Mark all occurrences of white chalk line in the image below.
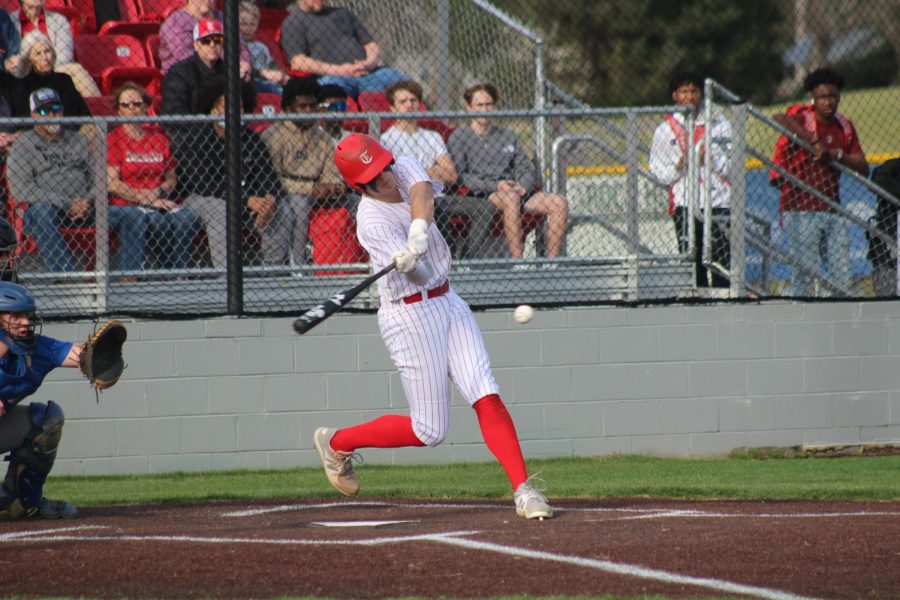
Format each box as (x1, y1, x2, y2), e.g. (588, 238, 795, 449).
(435, 535, 820, 600)
(1, 526, 820, 600)
(0, 525, 107, 541)
(222, 500, 900, 521)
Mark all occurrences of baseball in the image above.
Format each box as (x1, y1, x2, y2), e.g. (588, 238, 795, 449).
(513, 304, 534, 324)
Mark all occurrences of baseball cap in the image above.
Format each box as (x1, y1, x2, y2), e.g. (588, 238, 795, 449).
(193, 18, 223, 42)
(29, 87, 61, 112)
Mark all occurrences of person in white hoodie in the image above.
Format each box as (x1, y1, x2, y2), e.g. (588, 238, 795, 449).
(649, 71, 732, 288)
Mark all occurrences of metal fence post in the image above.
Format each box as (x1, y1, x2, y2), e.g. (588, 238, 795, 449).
(729, 103, 747, 297)
(625, 111, 639, 255)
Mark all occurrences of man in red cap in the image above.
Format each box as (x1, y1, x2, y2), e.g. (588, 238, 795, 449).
(159, 0, 251, 76)
(311, 133, 554, 521)
(162, 18, 228, 118)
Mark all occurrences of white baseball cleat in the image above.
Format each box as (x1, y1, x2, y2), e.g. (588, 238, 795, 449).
(313, 427, 360, 496)
(514, 479, 553, 520)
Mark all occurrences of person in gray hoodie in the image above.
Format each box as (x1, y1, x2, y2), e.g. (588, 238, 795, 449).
(7, 88, 147, 273)
(447, 82, 568, 261)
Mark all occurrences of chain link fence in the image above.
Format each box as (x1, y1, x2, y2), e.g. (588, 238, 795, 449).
(0, 0, 897, 318)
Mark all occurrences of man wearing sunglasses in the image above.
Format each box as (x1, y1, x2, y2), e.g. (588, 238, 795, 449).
(316, 83, 351, 145)
(7, 88, 146, 274)
(162, 18, 229, 136)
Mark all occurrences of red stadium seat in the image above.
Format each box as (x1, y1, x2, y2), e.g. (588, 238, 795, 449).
(44, 0, 85, 35)
(309, 207, 368, 275)
(65, 0, 99, 33)
(255, 33, 288, 72)
(257, 7, 288, 40)
(145, 33, 161, 69)
(73, 34, 161, 95)
(85, 95, 116, 117)
(249, 92, 281, 132)
(117, 0, 142, 21)
(99, 19, 160, 42)
(341, 96, 369, 134)
(136, 0, 184, 22)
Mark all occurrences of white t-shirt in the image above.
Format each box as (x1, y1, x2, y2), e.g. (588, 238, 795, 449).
(380, 127, 448, 172)
(356, 156, 451, 303)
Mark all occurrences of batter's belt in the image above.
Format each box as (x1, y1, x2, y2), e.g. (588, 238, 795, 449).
(402, 280, 449, 304)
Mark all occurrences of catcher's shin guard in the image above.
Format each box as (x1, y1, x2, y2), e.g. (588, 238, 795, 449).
(2, 401, 64, 516)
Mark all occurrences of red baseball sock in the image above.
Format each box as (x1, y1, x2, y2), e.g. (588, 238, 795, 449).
(330, 415, 426, 452)
(473, 394, 528, 490)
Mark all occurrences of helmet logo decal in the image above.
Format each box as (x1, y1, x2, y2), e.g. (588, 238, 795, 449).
(359, 150, 373, 164)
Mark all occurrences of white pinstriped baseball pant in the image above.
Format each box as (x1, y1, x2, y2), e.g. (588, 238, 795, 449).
(378, 289, 499, 446)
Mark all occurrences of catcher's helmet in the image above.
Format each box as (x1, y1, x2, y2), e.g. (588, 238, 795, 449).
(334, 133, 394, 192)
(0, 217, 19, 282)
(0, 281, 39, 352)
(0, 282, 34, 313)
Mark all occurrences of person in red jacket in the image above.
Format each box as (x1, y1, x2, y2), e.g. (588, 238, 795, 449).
(771, 68, 868, 297)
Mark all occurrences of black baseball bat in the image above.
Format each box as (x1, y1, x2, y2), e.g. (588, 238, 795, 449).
(292, 263, 396, 334)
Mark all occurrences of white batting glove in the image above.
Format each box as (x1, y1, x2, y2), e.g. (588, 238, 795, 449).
(392, 249, 418, 273)
(406, 218, 429, 257)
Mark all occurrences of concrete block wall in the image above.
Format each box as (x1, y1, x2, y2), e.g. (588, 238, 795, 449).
(35, 301, 900, 476)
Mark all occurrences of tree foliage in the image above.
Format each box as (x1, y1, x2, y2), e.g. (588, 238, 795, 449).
(493, 0, 790, 106)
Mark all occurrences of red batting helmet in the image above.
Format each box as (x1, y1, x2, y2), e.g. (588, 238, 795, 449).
(334, 133, 394, 192)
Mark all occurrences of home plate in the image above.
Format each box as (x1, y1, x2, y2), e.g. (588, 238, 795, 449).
(311, 520, 419, 528)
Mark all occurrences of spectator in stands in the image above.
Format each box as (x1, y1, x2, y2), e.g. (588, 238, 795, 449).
(867, 158, 900, 297)
(316, 83, 350, 144)
(0, 73, 20, 162)
(0, 9, 23, 74)
(239, 0, 288, 95)
(380, 80, 484, 259)
(162, 18, 227, 117)
(261, 76, 344, 266)
(7, 88, 145, 273)
(448, 82, 568, 261)
(107, 82, 199, 272)
(8, 31, 91, 122)
(161, 18, 230, 116)
(173, 78, 290, 269)
(159, 0, 251, 77)
(771, 68, 868, 297)
(280, 0, 407, 98)
(649, 71, 732, 288)
(9, 0, 100, 97)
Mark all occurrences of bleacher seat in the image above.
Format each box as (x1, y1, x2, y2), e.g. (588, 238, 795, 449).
(338, 96, 368, 134)
(145, 33, 161, 68)
(257, 7, 288, 41)
(85, 95, 115, 117)
(65, 0, 99, 34)
(250, 92, 281, 132)
(136, 0, 184, 22)
(309, 207, 368, 275)
(99, 19, 160, 42)
(73, 34, 161, 95)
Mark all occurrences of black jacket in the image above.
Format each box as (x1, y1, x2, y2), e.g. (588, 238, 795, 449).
(173, 125, 282, 204)
(6, 70, 90, 121)
(161, 53, 224, 116)
(868, 158, 900, 268)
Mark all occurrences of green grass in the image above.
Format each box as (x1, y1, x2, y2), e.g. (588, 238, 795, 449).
(749, 84, 900, 159)
(44, 454, 900, 508)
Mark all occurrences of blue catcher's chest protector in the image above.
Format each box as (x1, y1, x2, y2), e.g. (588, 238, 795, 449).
(0, 336, 72, 406)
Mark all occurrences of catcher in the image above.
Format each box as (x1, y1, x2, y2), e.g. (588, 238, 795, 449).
(0, 281, 126, 519)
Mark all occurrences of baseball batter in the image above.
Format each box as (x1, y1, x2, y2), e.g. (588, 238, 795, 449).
(314, 133, 552, 519)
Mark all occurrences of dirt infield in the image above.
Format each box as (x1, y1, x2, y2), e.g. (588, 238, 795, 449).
(1, 497, 898, 599)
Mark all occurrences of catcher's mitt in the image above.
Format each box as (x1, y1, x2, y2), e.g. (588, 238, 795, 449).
(80, 320, 127, 389)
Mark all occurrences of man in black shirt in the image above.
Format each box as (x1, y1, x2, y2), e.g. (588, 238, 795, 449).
(174, 79, 290, 269)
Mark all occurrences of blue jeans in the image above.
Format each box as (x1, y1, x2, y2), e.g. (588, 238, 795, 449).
(145, 207, 199, 269)
(783, 211, 851, 296)
(23, 203, 147, 272)
(319, 67, 408, 98)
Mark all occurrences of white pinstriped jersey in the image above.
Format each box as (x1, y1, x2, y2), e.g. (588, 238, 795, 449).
(356, 156, 453, 303)
(356, 155, 499, 446)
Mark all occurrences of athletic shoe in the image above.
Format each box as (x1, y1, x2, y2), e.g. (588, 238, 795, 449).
(514, 479, 553, 519)
(313, 427, 360, 496)
(38, 497, 78, 519)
